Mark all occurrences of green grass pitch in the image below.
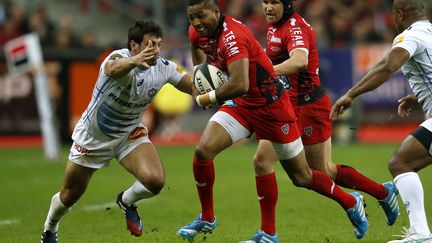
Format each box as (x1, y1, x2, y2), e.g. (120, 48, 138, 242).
(1, 142, 431, 242)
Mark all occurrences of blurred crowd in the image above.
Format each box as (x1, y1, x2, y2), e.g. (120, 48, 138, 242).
(224, 0, 432, 47)
(0, 0, 431, 50)
(0, 1, 97, 49)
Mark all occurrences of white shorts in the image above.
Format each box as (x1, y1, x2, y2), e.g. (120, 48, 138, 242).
(209, 111, 251, 143)
(416, 119, 432, 155)
(68, 124, 151, 169)
(210, 111, 303, 160)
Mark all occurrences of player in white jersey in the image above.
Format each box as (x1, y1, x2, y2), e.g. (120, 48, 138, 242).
(40, 20, 193, 243)
(330, 0, 432, 242)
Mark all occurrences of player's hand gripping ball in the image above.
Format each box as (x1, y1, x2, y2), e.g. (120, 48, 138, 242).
(193, 63, 228, 94)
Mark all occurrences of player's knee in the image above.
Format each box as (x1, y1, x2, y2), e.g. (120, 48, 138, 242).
(60, 187, 84, 206)
(194, 142, 215, 160)
(388, 155, 408, 177)
(141, 175, 165, 195)
(253, 153, 276, 174)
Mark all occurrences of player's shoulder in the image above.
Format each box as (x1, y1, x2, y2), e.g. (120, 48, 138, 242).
(400, 21, 431, 37)
(154, 57, 182, 74)
(156, 57, 174, 67)
(223, 15, 247, 31)
(284, 13, 311, 29)
(108, 48, 131, 59)
(392, 22, 427, 46)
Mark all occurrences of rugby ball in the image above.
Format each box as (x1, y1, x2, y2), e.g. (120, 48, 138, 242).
(193, 63, 228, 94)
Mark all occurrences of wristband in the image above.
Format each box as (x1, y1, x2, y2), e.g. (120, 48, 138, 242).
(208, 90, 217, 104)
(195, 95, 202, 107)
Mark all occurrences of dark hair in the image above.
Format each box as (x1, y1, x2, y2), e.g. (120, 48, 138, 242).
(127, 20, 163, 50)
(187, 0, 218, 8)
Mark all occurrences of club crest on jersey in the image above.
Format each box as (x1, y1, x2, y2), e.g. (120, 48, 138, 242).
(304, 126, 313, 136)
(281, 124, 289, 135)
(148, 88, 157, 98)
(128, 127, 148, 140)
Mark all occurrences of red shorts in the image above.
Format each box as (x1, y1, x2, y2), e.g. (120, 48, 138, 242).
(219, 94, 300, 144)
(294, 94, 333, 145)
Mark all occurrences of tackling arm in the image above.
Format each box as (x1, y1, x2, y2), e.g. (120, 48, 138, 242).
(346, 47, 410, 98)
(330, 47, 410, 119)
(175, 74, 194, 95)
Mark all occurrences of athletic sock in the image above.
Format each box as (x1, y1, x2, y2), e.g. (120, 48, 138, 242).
(193, 156, 215, 222)
(44, 192, 71, 233)
(256, 172, 278, 235)
(395, 172, 431, 236)
(122, 181, 154, 206)
(335, 164, 387, 200)
(309, 169, 356, 210)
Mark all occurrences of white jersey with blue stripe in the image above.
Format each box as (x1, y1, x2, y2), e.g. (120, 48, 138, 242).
(392, 20, 432, 117)
(77, 48, 187, 140)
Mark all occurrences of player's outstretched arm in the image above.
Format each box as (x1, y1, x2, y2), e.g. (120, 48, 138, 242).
(175, 74, 194, 95)
(330, 47, 410, 120)
(105, 40, 155, 79)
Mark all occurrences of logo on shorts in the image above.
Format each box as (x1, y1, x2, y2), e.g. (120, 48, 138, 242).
(281, 124, 289, 135)
(73, 143, 90, 154)
(304, 126, 313, 136)
(128, 127, 148, 140)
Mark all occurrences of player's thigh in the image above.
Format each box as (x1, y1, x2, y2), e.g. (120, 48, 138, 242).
(392, 120, 432, 173)
(296, 96, 332, 145)
(61, 160, 97, 204)
(120, 142, 164, 181)
(278, 148, 313, 186)
(304, 138, 336, 176)
(197, 110, 251, 158)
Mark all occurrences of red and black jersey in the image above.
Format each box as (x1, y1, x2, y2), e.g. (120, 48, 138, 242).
(265, 12, 324, 105)
(189, 15, 284, 107)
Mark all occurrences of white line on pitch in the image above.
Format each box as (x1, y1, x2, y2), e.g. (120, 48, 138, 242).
(0, 219, 19, 226)
(83, 202, 117, 211)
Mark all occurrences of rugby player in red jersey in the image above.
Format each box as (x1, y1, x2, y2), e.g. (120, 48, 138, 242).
(177, 0, 369, 242)
(250, 0, 400, 240)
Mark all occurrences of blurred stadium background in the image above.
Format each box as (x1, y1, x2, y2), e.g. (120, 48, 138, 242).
(1, 0, 432, 242)
(0, 0, 431, 147)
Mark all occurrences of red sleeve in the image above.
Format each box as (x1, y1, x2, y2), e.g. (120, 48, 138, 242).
(222, 26, 250, 65)
(284, 20, 310, 54)
(188, 25, 199, 48)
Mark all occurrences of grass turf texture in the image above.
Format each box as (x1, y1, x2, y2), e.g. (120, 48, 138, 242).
(1, 142, 431, 242)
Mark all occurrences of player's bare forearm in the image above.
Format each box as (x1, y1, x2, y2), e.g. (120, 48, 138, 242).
(175, 74, 194, 95)
(346, 61, 393, 98)
(347, 48, 410, 99)
(215, 58, 249, 102)
(274, 49, 308, 76)
(104, 56, 137, 79)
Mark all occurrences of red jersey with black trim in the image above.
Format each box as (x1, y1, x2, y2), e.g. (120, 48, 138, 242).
(265, 12, 323, 106)
(189, 15, 285, 107)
